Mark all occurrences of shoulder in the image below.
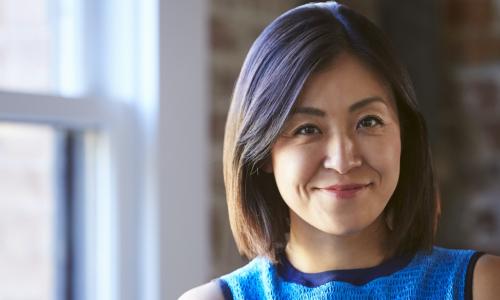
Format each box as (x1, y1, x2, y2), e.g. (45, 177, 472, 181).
(178, 281, 225, 300)
(473, 254, 500, 300)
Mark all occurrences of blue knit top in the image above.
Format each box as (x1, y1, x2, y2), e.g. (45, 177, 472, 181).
(218, 247, 483, 300)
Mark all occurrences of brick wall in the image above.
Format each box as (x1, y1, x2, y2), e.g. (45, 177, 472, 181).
(209, 0, 500, 277)
(210, 0, 386, 277)
(439, 0, 500, 253)
(209, 0, 307, 277)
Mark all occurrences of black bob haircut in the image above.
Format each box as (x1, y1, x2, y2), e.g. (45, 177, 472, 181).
(223, 1, 438, 262)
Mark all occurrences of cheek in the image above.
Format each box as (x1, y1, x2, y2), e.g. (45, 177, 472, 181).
(271, 145, 320, 192)
(361, 132, 401, 188)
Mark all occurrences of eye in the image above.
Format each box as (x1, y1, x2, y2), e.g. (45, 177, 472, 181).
(293, 124, 321, 136)
(357, 115, 384, 129)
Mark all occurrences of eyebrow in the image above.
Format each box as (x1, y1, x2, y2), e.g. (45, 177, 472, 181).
(290, 96, 387, 117)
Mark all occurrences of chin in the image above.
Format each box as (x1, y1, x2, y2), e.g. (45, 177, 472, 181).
(320, 223, 368, 237)
(326, 214, 388, 238)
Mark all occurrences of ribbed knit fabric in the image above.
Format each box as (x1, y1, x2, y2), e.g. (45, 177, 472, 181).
(219, 247, 477, 300)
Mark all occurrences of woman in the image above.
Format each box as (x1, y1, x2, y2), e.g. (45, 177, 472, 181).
(181, 1, 500, 299)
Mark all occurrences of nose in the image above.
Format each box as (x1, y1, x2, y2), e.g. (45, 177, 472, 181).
(323, 133, 362, 174)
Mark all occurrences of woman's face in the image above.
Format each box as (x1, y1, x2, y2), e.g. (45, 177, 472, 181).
(269, 53, 401, 237)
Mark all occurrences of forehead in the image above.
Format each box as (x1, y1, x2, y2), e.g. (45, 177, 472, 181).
(296, 53, 395, 111)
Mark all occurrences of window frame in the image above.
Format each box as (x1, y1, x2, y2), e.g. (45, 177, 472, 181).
(0, 0, 211, 299)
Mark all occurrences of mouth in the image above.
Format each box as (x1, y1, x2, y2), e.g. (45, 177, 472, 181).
(320, 183, 371, 199)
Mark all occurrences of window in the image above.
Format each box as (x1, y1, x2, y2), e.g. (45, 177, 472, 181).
(0, 123, 56, 300)
(0, 0, 59, 299)
(0, 0, 138, 299)
(0, 0, 52, 93)
(0, 0, 211, 299)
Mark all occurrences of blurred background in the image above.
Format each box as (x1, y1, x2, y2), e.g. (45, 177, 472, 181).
(0, 0, 499, 299)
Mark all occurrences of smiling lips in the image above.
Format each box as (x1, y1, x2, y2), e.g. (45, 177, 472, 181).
(322, 183, 371, 199)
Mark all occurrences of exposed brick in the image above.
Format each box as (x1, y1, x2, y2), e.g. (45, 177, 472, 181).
(339, 0, 381, 25)
(208, 0, 500, 274)
(211, 111, 228, 142)
(471, 79, 499, 111)
(212, 0, 234, 9)
(448, 35, 500, 64)
(211, 159, 225, 192)
(474, 209, 498, 234)
(486, 120, 500, 150)
(446, 0, 495, 30)
(210, 0, 301, 276)
(212, 65, 238, 99)
(210, 15, 238, 51)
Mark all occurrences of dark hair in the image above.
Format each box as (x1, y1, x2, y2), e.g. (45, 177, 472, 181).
(223, 1, 437, 261)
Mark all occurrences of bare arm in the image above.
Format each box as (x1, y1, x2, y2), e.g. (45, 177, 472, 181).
(473, 254, 500, 300)
(178, 281, 225, 300)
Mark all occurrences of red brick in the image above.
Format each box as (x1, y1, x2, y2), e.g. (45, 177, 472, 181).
(211, 111, 228, 142)
(486, 121, 500, 150)
(448, 35, 500, 64)
(212, 66, 238, 98)
(470, 79, 499, 111)
(446, 0, 494, 30)
(210, 16, 238, 51)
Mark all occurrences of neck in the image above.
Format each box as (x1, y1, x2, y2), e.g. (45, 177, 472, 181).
(285, 214, 391, 273)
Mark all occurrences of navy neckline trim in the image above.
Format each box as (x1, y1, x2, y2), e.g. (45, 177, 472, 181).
(277, 252, 414, 287)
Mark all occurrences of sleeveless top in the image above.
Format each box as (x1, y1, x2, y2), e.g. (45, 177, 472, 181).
(218, 247, 483, 300)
